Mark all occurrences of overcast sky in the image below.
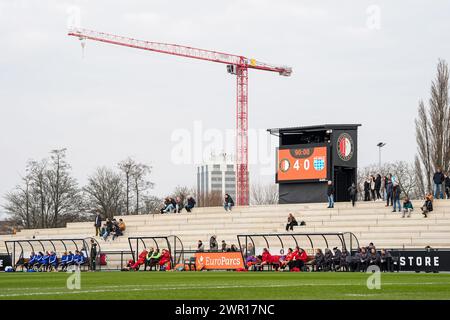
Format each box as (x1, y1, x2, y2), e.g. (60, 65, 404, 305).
(1, 0, 449, 219)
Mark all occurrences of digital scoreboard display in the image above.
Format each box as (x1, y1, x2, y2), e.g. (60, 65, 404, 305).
(276, 145, 329, 182)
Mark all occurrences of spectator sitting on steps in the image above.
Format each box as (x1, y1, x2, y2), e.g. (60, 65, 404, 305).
(285, 213, 298, 231)
(421, 194, 434, 218)
(224, 194, 234, 212)
(402, 197, 414, 218)
(185, 196, 196, 212)
(175, 196, 184, 213)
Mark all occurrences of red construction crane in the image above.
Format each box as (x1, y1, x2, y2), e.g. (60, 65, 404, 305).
(68, 27, 292, 206)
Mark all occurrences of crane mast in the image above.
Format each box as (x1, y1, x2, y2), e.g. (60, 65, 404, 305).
(68, 27, 292, 206)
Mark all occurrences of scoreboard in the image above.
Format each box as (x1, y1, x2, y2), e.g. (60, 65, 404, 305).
(276, 145, 329, 182)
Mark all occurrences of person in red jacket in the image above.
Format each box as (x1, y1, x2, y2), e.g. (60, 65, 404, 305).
(130, 249, 148, 270)
(289, 247, 308, 271)
(281, 248, 294, 270)
(159, 249, 171, 271)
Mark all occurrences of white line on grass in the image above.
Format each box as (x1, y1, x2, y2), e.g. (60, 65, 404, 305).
(1, 282, 450, 298)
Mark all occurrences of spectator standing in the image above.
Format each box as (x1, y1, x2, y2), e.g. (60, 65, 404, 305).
(402, 197, 413, 218)
(381, 175, 387, 201)
(370, 175, 376, 201)
(433, 168, 445, 199)
(364, 178, 371, 201)
(348, 182, 357, 207)
(285, 213, 298, 231)
(445, 174, 450, 199)
(385, 174, 393, 207)
(90, 239, 97, 271)
(375, 174, 382, 200)
(209, 235, 218, 252)
(94, 211, 102, 237)
(185, 196, 196, 212)
(224, 194, 234, 212)
(392, 184, 401, 213)
(327, 181, 335, 209)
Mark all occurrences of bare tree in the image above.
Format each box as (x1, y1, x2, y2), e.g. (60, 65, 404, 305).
(46, 149, 81, 227)
(118, 158, 137, 215)
(3, 149, 85, 228)
(195, 191, 223, 207)
(84, 167, 124, 219)
(171, 185, 194, 204)
(131, 163, 153, 214)
(414, 155, 425, 197)
(142, 195, 163, 214)
(429, 59, 450, 171)
(415, 59, 449, 192)
(415, 100, 433, 193)
(250, 183, 279, 205)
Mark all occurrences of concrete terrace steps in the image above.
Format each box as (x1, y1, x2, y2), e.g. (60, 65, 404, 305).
(2, 200, 450, 260)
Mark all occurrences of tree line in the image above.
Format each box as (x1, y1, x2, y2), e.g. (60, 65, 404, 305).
(3, 150, 155, 229)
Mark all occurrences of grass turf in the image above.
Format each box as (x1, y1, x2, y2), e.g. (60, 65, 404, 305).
(0, 271, 449, 300)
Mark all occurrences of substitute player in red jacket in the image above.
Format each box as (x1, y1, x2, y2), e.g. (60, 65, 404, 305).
(130, 249, 148, 270)
(159, 249, 171, 271)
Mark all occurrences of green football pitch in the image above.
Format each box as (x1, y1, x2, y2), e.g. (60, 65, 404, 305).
(0, 272, 449, 300)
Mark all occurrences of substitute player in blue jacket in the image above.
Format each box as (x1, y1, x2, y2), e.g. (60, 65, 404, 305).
(49, 251, 58, 271)
(40, 251, 50, 271)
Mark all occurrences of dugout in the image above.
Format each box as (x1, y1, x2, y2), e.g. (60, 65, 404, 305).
(268, 124, 360, 203)
(4, 238, 100, 270)
(127, 236, 184, 267)
(237, 232, 359, 258)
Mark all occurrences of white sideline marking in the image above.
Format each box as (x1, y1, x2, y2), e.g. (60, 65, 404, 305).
(1, 282, 449, 298)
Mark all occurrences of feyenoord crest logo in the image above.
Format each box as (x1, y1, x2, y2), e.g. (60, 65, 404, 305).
(337, 133, 354, 161)
(279, 159, 290, 172)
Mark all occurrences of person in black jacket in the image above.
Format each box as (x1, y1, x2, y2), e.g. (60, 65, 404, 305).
(367, 248, 380, 268)
(433, 168, 445, 199)
(94, 211, 102, 237)
(380, 249, 392, 272)
(185, 196, 196, 212)
(327, 181, 335, 209)
(285, 213, 298, 231)
(312, 249, 325, 272)
(224, 194, 234, 212)
(445, 174, 450, 199)
(385, 175, 393, 207)
(364, 178, 371, 201)
(324, 248, 334, 271)
(357, 247, 369, 272)
(421, 194, 434, 218)
(332, 247, 342, 271)
(375, 174, 382, 200)
(90, 239, 98, 271)
(348, 183, 357, 207)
